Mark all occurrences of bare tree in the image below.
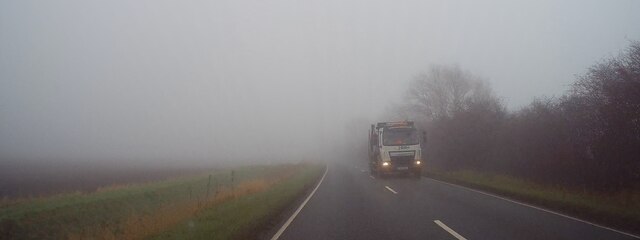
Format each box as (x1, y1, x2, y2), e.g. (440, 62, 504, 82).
(406, 65, 497, 120)
(402, 65, 504, 170)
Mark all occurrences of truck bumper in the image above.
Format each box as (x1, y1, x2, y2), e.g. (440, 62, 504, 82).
(377, 162, 422, 175)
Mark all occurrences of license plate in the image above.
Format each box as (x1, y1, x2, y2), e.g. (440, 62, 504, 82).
(397, 166, 409, 170)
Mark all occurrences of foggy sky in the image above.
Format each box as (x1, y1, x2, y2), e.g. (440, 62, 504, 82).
(1, 0, 639, 164)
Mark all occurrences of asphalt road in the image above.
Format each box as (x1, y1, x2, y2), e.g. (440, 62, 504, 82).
(275, 161, 638, 240)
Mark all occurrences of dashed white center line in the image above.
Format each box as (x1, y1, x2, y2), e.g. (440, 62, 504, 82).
(369, 175, 375, 179)
(434, 220, 468, 240)
(384, 186, 398, 194)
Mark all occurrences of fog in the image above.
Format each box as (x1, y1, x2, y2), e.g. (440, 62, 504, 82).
(1, 0, 639, 166)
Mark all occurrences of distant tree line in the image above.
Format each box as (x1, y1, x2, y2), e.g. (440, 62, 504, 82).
(399, 41, 640, 192)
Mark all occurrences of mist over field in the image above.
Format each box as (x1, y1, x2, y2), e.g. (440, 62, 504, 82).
(1, 1, 639, 175)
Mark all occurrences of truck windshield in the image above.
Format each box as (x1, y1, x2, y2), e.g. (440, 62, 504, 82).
(383, 128, 419, 146)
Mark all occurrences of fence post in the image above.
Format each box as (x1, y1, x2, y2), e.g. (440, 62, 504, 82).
(231, 170, 235, 183)
(214, 175, 219, 197)
(206, 174, 211, 200)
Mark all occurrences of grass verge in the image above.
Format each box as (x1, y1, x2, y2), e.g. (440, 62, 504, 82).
(427, 169, 640, 235)
(150, 163, 324, 240)
(0, 163, 322, 240)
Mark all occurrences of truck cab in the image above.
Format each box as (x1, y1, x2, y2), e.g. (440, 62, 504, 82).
(369, 121, 424, 178)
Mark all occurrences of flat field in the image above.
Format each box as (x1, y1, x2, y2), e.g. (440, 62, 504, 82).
(0, 160, 208, 198)
(0, 163, 324, 240)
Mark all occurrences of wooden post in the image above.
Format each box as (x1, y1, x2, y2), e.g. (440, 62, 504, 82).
(206, 174, 211, 199)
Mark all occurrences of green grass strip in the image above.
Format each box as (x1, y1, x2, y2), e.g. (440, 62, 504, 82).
(0, 165, 301, 239)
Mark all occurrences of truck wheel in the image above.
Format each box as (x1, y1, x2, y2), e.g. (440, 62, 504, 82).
(378, 171, 387, 179)
(371, 167, 378, 177)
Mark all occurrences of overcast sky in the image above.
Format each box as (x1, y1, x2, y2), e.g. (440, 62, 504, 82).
(1, 0, 639, 164)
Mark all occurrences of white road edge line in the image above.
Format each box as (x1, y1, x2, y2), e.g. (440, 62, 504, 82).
(385, 186, 398, 194)
(270, 165, 328, 240)
(434, 220, 468, 240)
(369, 175, 375, 179)
(427, 178, 640, 239)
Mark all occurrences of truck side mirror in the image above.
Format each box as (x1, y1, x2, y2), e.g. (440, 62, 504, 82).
(422, 131, 427, 143)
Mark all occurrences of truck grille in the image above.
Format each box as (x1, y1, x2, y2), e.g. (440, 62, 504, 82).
(391, 155, 414, 166)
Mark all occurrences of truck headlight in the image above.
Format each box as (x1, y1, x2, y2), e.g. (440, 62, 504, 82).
(415, 160, 421, 165)
(382, 162, 390, 166)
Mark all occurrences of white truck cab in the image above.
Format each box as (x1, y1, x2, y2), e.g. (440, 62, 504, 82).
(369, 121, 425, 178)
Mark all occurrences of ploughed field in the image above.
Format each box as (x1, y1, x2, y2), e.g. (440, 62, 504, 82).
(0, 160, 210, 198)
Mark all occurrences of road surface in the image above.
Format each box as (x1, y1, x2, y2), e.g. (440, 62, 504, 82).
(274, 161, 638, 240)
